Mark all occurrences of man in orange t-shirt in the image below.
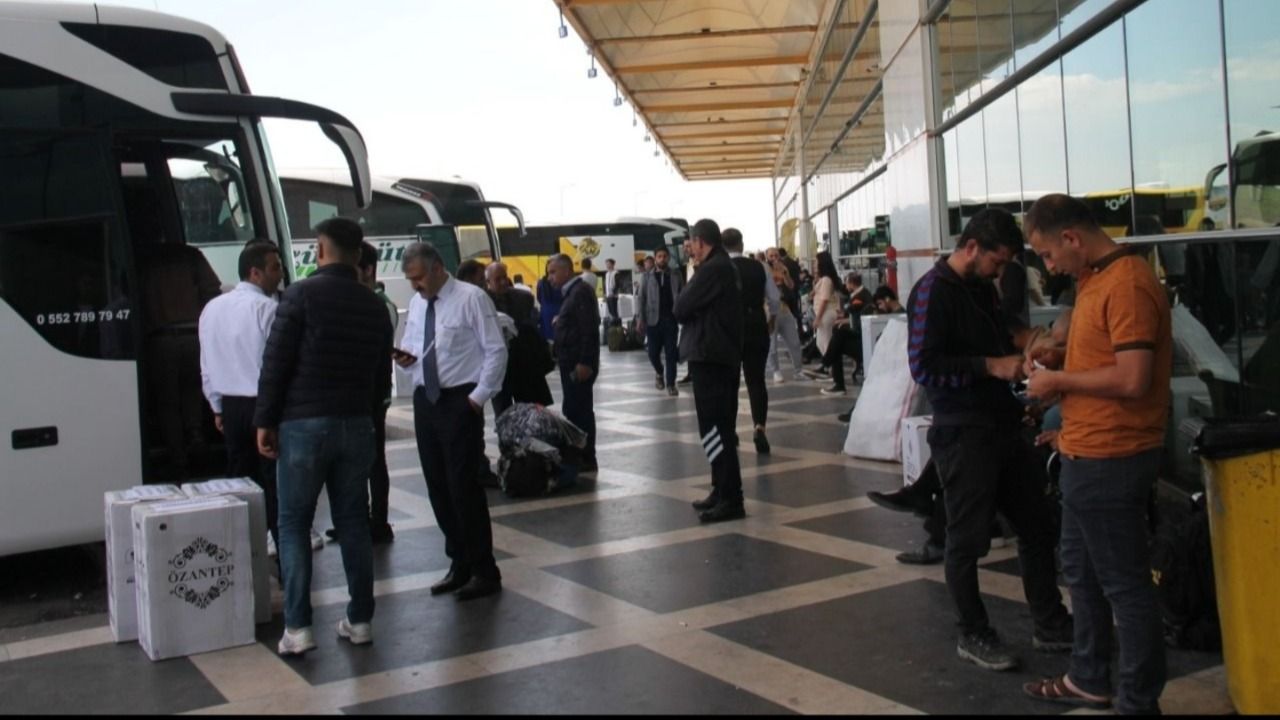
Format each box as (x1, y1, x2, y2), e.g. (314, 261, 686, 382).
(1023, 194, 1171, 715)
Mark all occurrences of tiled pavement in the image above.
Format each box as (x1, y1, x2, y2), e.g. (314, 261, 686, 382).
(0, 352, 1233, 714)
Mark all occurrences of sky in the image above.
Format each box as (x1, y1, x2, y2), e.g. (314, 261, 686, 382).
(104, 0, 779, 250)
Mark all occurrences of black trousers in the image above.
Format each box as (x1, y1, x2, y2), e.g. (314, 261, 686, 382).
(741, 337, 770, 428)
(823, 325, 862, 389)
(369, 404, 389, 527)
(606, 297, 620, 323)
(560, 367, 597, 462)
(414, 385, 498, 580)
(221, 396, 278, 541)
(929, 424, 1070, 636)
(691, 361, 743, 504)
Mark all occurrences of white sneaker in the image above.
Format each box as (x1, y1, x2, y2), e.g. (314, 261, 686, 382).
(266, 533, 277, 558)
(277, 626, 316, 656)
(309, 527, 325, 551)
(772, 372, 786, 383)
(336, 618, 372, 645)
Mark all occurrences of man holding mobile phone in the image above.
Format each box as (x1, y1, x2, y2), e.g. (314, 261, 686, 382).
(397, 242, 508, 602)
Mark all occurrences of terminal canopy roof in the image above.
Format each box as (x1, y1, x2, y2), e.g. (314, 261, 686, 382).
(556, 0, 832, 182)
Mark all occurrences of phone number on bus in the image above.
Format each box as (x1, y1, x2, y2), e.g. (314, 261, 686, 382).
(35, 309, 133, 325)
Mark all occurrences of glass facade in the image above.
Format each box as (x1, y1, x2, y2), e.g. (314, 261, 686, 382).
(774, 0, 1280, 488)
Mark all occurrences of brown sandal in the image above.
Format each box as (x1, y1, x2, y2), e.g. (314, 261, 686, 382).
(1023, 675, 1112, 709)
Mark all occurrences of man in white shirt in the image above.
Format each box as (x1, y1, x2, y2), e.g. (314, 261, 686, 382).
(604, 258, 620, 325)
(198, 241, 286, 549)
(397, 242, 508, 601)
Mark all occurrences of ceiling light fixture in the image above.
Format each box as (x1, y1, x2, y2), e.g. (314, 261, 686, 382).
(613, 83, 623, 107)
(558, 9, 568, 38)
(587, 53, 597, 79)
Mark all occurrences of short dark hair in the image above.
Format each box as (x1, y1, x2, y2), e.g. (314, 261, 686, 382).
(238, 240, 279, 281)
(691, 218, 721, 248)
(581, 258, 593, 270)
(958, 207, 1024, 254)
(456, 259, 486, 282)
(655, 247, 669, 257)
(845, 272, 863, 286)
(314, 217, 363, 261)
(873, 285, 898, 303)
(722, 227, 744, 252)
(778, 247, 790, 258)
(358, 241, 378, 272)
(605, 258, 615, 266)
(513, 273, 524, 284)
(1023, 193, 1102, 238)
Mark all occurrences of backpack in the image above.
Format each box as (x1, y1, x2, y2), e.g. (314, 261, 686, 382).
(607, 325, 625, 352)
(1150, 494, 1222, 651)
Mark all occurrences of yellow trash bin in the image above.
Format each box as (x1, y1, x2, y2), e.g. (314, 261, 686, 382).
(1195, 419, 1280, 715)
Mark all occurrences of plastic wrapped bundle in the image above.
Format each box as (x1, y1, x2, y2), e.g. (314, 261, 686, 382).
(496, 403, 587, 455)
(495, 404, 587, 497)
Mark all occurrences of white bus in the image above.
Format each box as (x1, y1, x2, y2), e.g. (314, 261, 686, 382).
(0, 2, 372, 556)
(275, 170, 524, 315)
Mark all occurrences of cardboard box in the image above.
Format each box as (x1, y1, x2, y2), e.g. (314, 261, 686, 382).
(901, 416, 933, 487)
(182, 478, 271, 624)
(104, 485, 187, 642)
(132, 496, 255, 661)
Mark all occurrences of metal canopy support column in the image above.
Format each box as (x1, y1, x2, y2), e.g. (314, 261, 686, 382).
(796, 106, 811, 261)
(772, 175, 781, 247)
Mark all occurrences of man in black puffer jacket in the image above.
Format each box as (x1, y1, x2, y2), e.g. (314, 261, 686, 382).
(675, 219, 745, 523)
(254, 217, 393, 656)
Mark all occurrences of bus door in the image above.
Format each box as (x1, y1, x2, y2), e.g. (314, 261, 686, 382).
(0, 130, 145, 555)
(114, 132, 263, 485)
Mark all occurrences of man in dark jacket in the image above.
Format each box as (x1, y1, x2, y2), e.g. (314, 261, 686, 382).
(486, 261, 552, 412)
(634, 246, 685, 395)
(906, 208, 1072, 672)
(724, 228, 779, 454)
(255, 217, 393, 656)
(676, 219, 745, 523)
(550, 253, 601, 475)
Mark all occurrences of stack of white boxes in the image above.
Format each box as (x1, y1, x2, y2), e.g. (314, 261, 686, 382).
(104, 485, 187, 643)
(131, 496, 255, 661)
(901, 416, 933, 487)
(182, 478, 271, 624)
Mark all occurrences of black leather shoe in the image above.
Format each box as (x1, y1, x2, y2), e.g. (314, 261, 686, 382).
(454, 575, 502, 601)
(753, 428, 770, 454)
(698, 501, 746, 523)
(691, 492, 720, 511)
(370, 523, 395, 545)
(430, 570, 470, 596)
(896, 543, 945, 565)
(655, 374, 665, 390)
(580, 457, 599, 473)
(837, 411, 852, 422)
(867, 488, 933, 517)
(677, 374, 693, 385)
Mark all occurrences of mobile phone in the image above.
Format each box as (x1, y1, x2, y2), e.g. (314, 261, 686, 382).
(392, 348, 417, 363)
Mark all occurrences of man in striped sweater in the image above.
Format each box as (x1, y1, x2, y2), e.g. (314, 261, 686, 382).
(906, 208, 1072, 673)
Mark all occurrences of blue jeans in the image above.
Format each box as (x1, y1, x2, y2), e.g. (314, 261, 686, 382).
(277, 415, 376, 630)
(645, 318, 679, 387)
(1060, 449, 1166, 715)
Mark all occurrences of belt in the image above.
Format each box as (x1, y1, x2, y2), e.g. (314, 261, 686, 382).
(418, 383, 477, 396)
